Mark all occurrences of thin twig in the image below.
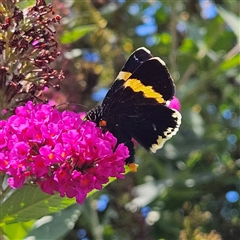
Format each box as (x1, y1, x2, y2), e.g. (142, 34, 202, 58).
(169, 3, 178, 74)
(178, 63, 197, 89)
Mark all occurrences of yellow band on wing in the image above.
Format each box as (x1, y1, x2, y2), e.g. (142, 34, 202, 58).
(124, 78, 165, 103)
(116, 71, 132, 81)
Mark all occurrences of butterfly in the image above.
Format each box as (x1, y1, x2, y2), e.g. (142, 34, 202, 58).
(86, 47, 181, 164)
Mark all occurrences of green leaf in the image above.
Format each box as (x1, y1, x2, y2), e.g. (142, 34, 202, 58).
(2, 220, 34, 240)
(17, 0, 36, 9)
(0, 166, 131, 225)
(179, 38, 198, 54)
(25, 204, 82, 240)
(217, 6, 240, 43)
(220, 54, 240, 71)
(0, 185, 76, 225)
(61, 25, 97, 44)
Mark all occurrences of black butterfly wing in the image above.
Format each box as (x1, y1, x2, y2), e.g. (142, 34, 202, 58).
(102, 57, 181, 153)
(102, 47, 153, 107)
(86, 48, 181, 163)
(103, 57, 175, 115)
(116, 47, 153, 81)
(115, 105, 181, 152)
(122, 57, 175, 104)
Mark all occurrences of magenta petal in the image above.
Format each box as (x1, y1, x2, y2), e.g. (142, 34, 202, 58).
(0, 101, 128, 204)
(8, 175, 25, 188)
(169, 96, 181, 112)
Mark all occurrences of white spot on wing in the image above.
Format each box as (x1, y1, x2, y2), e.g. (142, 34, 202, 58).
(136, 47, 151, 54)
(133, 47, 152, 62)
(150, 109, 181, 153)
(165, 100, 170, 106)
(133, 54, 138, 61)
(117, 71, 132, 81)
(153, 57, 166, 66)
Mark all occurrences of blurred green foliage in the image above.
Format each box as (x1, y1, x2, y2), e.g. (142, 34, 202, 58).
(57, 1, 239, 240)
(2, 0, 239, 239)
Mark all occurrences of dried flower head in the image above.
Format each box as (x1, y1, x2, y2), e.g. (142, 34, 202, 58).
(0, 0, 64, 119)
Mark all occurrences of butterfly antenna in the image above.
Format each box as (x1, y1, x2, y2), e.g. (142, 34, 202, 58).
(54, 102, 90, 111)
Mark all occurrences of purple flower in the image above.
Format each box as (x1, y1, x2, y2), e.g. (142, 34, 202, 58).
(0, 101, 129, 204)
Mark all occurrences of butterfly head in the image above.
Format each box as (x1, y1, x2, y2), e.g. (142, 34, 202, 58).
(85, 106, 107, 131)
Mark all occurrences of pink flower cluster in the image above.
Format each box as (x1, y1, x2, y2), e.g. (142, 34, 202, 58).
(0, 102, 129, 204)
